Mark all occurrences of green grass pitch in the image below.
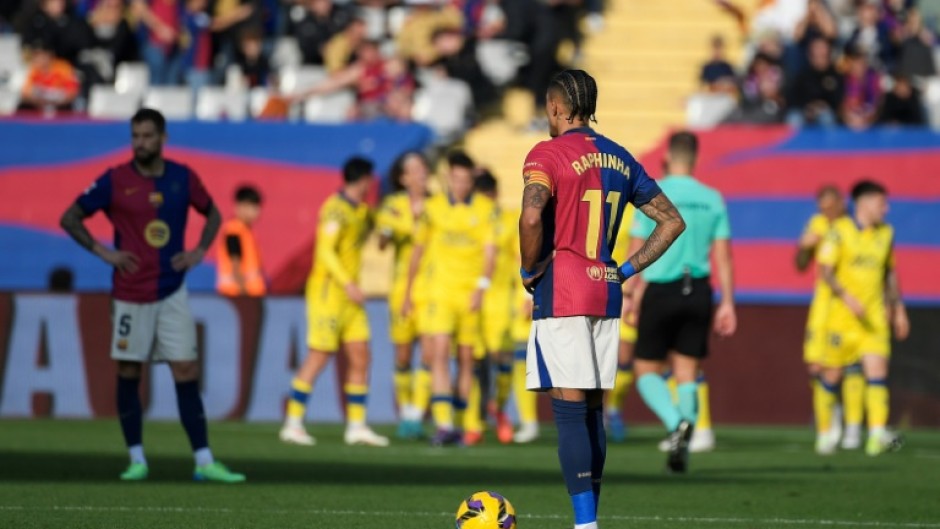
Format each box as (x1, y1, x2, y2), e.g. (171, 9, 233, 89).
(1, 420, 939, 528)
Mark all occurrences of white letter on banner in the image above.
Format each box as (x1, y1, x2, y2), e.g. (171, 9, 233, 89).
(0, 294, 92, 417)
(146, 295, 241, 420)
(245, 297, 343, 422)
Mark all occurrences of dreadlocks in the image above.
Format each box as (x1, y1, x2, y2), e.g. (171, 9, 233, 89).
(549, 69, 599, 124)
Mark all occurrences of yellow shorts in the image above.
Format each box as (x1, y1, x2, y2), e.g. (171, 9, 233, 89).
(306, 285, 370, 352)
(620, 320, 637, 344)
(803, 296, 829, 365)
(823, 304, 889, 368)
(482, 289, 514, 353)
(388, 285, 420, 345)
(421, 291, 481, 347)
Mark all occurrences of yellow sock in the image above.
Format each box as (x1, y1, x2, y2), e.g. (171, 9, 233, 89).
(865, 380, 889, 430)
(495, 363, 512, 410)
(393, 367, 413, 415)
(344, 383, 368, 425)
(607, 367, 634, 413)
(665, 372, 678, 403)
(463, 379, 483, 433)
(287, 379, 312, 421)
(842, 369, 866, 427)
(431, 395, 453, 429)
(697, 379, 712, 431)
(412, 366, 432, 419)
(813, 379, 838, 435)
(513, 358, 537, 424)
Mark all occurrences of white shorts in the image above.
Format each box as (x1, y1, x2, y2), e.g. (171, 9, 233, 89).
(111, 286, 198, 363)
(526, 316, 619, 391)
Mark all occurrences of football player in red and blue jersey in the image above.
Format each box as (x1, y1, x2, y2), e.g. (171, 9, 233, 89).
(60, 109, 245, 483)
(519, 70, 685, 529)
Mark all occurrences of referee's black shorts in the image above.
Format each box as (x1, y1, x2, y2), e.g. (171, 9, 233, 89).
(635, 277, 713, 361)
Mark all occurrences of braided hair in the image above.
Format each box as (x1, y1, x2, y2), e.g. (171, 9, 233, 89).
(549, 69, 599, 124)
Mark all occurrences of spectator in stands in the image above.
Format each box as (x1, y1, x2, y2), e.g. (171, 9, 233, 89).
(383, 55, 417, 121)
(20, 39, 80, 112)
(87, 0, 138, 81)
(182, 0, 213, 92)
(395, 0, 463, 67)
(699, 34, 736, 93)
(291, 0, 354, 66)
(235, 25, 270, 87)
(841, 45, 883, 130)
(897, 8, 937, 78)
(727, 51, 785, 124)
(788, 0, 837, 76)
(132, 0, 184, 85)
(846, 0, 896, 70)
(208, 0, 260, 83)
(323, 16, 366, 73)
(1, 1, 25, 33)
(787, 37, 842, 128)
(431, 27, 497, 111)
(879, 72, 925, 125)
(19, 0, 94, 65)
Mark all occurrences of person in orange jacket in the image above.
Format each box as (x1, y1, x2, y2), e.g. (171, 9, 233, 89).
(217, 185, 266, 296)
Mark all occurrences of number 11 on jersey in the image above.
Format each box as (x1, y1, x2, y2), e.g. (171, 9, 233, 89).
(581, 189, 622, 259)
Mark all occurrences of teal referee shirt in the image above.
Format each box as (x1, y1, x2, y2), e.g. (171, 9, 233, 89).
(631, 174, 730, 283)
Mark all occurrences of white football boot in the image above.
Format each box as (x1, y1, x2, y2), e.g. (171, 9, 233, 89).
(279, 423, 316, 446)
(344, 425, 390, 447)
(689, 428, 716, 453)
(513, 422, 540, 444)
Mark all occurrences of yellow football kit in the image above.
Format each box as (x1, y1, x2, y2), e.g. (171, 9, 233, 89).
(376, 192, 427, 344)
(612, 204, 637, 343)
(416, 192, 496, 346)
(802, 213, 838, 365)
(482, 208, 519, 354)
(817, 217, 893, 367)
(306, 193, 372, 352)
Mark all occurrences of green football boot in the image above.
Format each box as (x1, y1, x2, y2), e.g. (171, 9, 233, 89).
(193, 462, 246, 483)
(119, 463, 149, 481)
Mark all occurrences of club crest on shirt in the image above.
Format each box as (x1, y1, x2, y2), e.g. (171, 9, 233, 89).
(116, 338, 128, 351)
(587, 266, 603, 281)
(149, 192, 164, 208)
(144, 219, 171, 248)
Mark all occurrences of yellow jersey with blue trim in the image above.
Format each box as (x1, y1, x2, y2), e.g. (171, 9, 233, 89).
(491, 207, 521, 294)
(817, 217, 894, 312)
(307, 192, 372, 295)
(416, 192, 497, 294)
(376, 192, 424, 295)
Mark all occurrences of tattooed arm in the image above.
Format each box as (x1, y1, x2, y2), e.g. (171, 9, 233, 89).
(60, 203, 140, 275)
(885, 245, 910, 340)
(519, 182, 551, 276)
(626, 193, 686, 274)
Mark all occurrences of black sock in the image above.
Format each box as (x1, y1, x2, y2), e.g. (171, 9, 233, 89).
(175, 380, 209, 451)
(116, 376, 143, 448)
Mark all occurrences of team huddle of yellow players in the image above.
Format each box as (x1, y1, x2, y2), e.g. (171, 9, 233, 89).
(798, 181, 910, 456)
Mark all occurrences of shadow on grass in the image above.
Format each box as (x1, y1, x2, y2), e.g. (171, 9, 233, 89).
(0, 451, 784, 487)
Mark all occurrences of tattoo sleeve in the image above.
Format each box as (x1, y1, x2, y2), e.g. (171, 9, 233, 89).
(629, 193, 686, 273)
(795, 246, 814, 272)
(885, 245, 902, 307)
(519, 183, 551, 271)
(198, 203, 222, 251)
(820, 265, 845, 298)
(60, 204, 98, 253)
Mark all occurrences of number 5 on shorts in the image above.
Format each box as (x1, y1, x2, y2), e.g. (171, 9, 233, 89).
(118, 314, 132, 337)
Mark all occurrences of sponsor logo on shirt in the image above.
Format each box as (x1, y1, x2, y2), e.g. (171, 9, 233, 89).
(144, 219, 171, 248)
(586, 266, 621, 283)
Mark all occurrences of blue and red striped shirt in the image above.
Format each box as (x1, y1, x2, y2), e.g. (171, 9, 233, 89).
(76, 160, 213, 303)
(523, 127, 661, 320)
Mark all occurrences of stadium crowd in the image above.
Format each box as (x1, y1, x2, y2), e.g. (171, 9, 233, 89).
(0, 0, 603, 134)
(704, 0, 935, 128)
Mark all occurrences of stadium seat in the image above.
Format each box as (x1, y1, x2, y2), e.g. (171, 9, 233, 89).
(476, 40, 528, 87)
(143, 87, 194, 120)
(304, 90, 355, 123)
(360, 5, 388, 40)
(225, 64, 246, 91)
(0, 86, 19, 116)
(278, 65, 328, 94)
(114, 62, 150, 95)
(922, 76, 940, 129)
(0, 34, 23, 72)
(387, 6, 410, 37)
(88, 85, 140, 119)
(195, 87, 248, 122)
(271, 37, 302, 70)
(248, 86, 271, 118)
(412, 77, 472, 143)
(685, 92, 737, 129)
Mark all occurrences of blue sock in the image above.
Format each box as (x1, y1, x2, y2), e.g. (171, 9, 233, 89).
(552, 399, 596, 525)
(586, 405, 606, 515)
(117, 376, 142, 448)
(175, 380, 209, 451)
(677, 382, 698, 424)
(637, 373, 682, 432)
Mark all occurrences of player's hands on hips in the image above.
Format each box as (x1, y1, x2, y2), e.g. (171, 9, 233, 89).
(469, 289, 484, 312)
(345, 283, 365, 305)
(842, 293, 866, 319)
(171, 248, 205, 271)
(713, 301, 737, 337)
(892, 303, 910, 341)
(99, 247, 140, 275)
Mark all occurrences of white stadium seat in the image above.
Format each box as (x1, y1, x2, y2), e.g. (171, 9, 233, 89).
(412, 76, 472, 143)
(304, 90, 355, 123)
(922, 76, 940, 130)
(114, 62, 150, 95)
(195, 87, 248, 122)
(278, 65, 328, 94)
(0, 34, 23, 72)
(143, 87, 194, 120)
(685, 92, 737, 129)
(88, 85, 140, 119)
(0, 86, 20, 116)
(476, 39, 528, 87)
(271, 37, 303, 70)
